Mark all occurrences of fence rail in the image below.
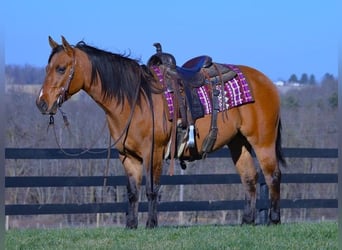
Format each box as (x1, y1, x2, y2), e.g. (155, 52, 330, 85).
(5, 147, 338, 221)
(5, 147, 338, 159)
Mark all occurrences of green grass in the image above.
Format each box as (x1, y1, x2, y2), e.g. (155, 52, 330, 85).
(6, 222, 337, 250)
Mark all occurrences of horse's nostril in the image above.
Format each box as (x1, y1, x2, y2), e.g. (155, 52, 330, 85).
(36, 99, 48, 113)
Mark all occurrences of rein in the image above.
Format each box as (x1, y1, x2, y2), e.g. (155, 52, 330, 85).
(48, 110, 109, 157)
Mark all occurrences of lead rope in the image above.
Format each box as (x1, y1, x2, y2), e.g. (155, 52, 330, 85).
(48, 109, 109, 157)
(100, 132, 112, 211)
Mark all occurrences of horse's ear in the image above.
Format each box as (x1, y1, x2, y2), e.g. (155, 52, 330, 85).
(48, 36, 59, 49)
(61, 36, 74, 57)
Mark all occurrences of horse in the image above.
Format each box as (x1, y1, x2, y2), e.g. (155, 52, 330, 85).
(36, 36, 285, 229)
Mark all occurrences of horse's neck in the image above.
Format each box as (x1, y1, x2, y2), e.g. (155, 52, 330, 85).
(86, 87, 131, 149)
(78, 61, 112, 113)
(85, 84, 125, 117)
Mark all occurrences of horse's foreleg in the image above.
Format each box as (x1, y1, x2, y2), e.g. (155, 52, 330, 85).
(126, 175, 139, 229)
(120, 155, 143, 229)
(145, 178, 160, 228)
(228, 137, 258, 225)
(144, 155, 163, 228)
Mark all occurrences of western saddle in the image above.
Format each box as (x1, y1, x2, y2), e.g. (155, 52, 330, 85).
(147, 43, 237, 170)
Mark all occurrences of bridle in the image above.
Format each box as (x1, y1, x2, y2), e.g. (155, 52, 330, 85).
(49, 56, 103, 156)
(57, 59, 76, 107)
(48, 56, 142, 157)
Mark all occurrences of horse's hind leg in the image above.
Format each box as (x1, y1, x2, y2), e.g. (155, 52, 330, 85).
(228, 133, 258, 225)
(241, 129, 282, 224)
(120, 155, 143, 229)
(253, 146, 281, 224)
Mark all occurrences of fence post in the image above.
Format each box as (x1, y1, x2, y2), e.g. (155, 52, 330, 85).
(258, 181, 269, 225)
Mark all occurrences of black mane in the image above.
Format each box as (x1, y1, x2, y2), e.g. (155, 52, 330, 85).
(49, 41, 156, 107)
(77, 42, 156, 106)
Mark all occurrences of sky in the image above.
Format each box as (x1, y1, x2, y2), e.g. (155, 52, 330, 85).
(3, 1, 339, 81)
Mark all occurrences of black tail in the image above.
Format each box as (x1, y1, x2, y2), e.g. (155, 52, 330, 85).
(276, 119, 286, 167)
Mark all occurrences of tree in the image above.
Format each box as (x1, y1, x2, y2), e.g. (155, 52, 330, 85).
(321, 73, 335, 86)
(328, 92, 338, 108)
(282, 95, 299, 109)
(5, 64, 45, 84)
(299, 73, 309, 84)
(308, 74, 316, 85)
(288, 74, 298, 83)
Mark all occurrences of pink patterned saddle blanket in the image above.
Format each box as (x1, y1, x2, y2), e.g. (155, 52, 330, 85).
(151, 64, 254, 118)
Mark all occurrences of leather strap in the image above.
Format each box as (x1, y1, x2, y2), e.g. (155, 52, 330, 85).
(200, 64, 222, 157)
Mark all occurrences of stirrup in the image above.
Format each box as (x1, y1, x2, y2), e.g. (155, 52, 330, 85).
(187, 125, 195, 148)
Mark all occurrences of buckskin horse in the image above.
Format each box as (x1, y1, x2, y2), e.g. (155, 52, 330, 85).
(36, 36, 285, 228)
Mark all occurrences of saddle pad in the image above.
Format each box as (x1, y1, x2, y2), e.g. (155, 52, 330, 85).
(198, 64, 254, 114)
(151, 64, 254, 118)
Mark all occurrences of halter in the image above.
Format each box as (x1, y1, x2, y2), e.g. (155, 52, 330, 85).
(57, 59, 75, 107)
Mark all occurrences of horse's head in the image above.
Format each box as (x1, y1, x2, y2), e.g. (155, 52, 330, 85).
(36, 36, 83, 115)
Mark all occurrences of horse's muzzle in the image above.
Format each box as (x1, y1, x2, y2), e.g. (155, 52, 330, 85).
(36, 98, 58, 115)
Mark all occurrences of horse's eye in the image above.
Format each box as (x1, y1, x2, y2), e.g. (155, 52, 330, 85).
(56, 66, 66, 74)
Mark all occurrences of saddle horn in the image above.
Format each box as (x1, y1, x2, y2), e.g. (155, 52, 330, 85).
(153, 42, 162, 53)
(147, 42, 176, 69)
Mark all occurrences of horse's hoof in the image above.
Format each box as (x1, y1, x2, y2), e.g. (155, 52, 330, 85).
(146, 222, 158, 229)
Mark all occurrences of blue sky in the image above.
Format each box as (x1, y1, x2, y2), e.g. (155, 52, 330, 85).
(3, 1, 338, 81)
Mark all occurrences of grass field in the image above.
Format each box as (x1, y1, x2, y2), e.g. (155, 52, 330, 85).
(5, 222, 337, 250)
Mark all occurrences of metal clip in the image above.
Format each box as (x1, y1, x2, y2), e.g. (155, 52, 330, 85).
(49, 115, 54, 125)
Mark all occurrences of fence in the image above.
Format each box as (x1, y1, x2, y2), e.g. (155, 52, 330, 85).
(4, 147, 338, 225)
